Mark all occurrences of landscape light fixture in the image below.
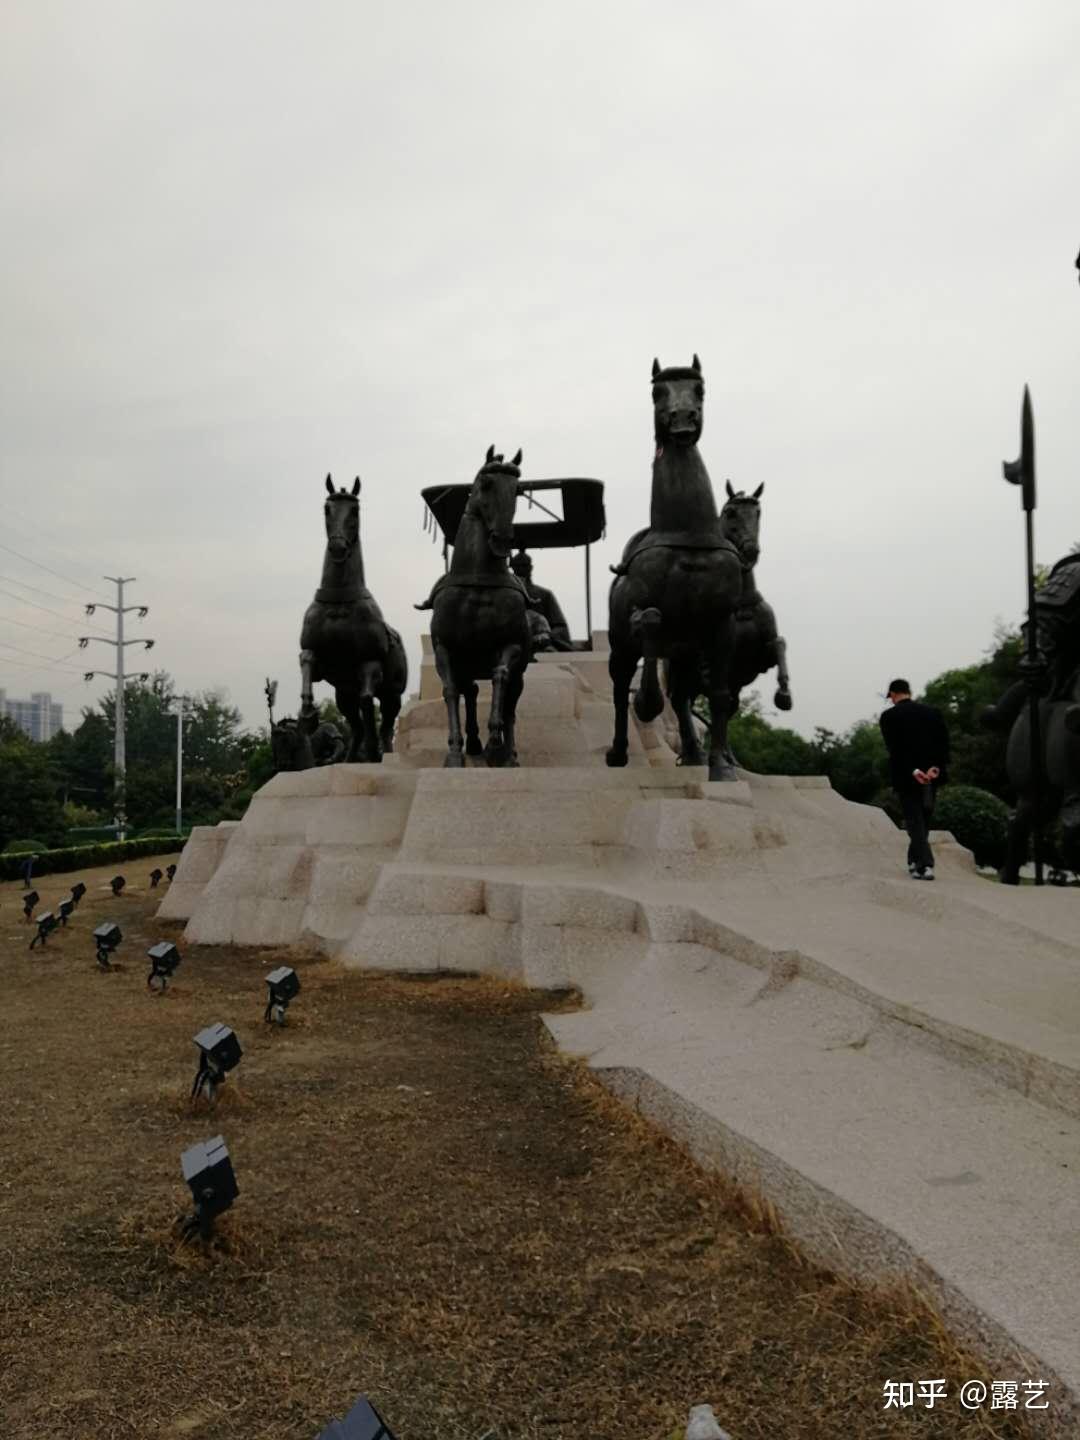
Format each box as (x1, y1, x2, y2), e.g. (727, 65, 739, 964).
(57, 898, 74, 927)
(264, 966, 300, 1025)
(179, 1134, 238, 1243)
(70, 882, 87, 907)
(22, 890, 39, 922)
(166, 864, 177, 882)
(110, 875, 126, 897)
(29, 912, 58, 950)
(147, 941, 181, 991)
(137, 606, 149, 618)
(93, 921, 122, 970)
(191, 1023, 243, 1104)
(317, 1396, 398, 1440)
(149, 868, 163, 888)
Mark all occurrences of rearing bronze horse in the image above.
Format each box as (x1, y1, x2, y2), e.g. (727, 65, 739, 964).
(299, 475, 407, 762)
(607, 356, 744, 780)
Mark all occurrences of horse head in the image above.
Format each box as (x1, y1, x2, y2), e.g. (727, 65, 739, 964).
(720, 481, 764, 566)
(323, 473, 361, 562)
(652, 354, 704, 448)
(465, 445, 522, 560)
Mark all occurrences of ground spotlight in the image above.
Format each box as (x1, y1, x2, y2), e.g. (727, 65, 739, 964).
(29, 912, 58, 950)
(192, 1023, 242, 1104)
(149, 868, 163, 888)
(166, 864, 177, 882)
(264, 966, 300, 1025)
(93, 921, 122, 970)
(58, 898, 74, 927)
(318, 1397, 397, 1440)
(179, 1135, 238, 1243)
(110, 875, 126, 897)
(22, 890, 39, 922)
(147, 941, 181, 991)
(70, 882, 87, 907)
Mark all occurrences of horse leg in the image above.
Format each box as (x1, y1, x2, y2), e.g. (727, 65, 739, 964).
(357, 662, 383, 762)
(435, 642, 465, 768)
(336, 687, 364, 762)
(631, 607, 664, 723)
(1060, 705, 1080, 870)
(485, 643, 523, 767)
(299, 649, 318, 730)
(379, 690, 401, 754)
(501, 668, 525, 768)
(1001, 793, 1034, 885)
(463, 682, 484, 756)
(773, 635, 793, 711)
(358, 696, 381, 762)
(706, 618, 739, 782)
(667, 661, 707, 767)
(606, 645, 638, 767)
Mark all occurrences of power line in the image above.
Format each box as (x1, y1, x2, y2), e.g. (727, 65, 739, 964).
(0, 538, 111, 600)
(0, 612, 91, 642)
(0, 583, 112, 635)
(0, 639, 81, 665)
(0, 572, 94, 609)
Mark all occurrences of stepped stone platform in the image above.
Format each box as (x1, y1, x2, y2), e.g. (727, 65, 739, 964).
(163, 636, 1080, 1426)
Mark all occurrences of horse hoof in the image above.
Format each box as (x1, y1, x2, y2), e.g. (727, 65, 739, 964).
(606, 747, 628, 768)
(466, 737, 484, 757)
(775, 690, 793, 712)
(708, 762, 739, 783)
(443, 752, 465, 769)
(678, 748, 706, 768)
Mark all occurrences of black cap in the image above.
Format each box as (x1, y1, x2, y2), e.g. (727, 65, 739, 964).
(886, 678, 911, 696)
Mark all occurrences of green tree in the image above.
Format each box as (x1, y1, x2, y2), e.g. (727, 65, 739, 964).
(0, 719, 66, 848)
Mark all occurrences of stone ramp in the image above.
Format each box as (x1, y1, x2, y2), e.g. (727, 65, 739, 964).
(164, 719, 1080, 1420)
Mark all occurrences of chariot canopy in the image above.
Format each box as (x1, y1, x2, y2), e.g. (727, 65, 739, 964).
(421, 478, 606, 644)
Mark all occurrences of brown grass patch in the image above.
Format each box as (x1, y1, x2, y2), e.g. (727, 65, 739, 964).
(0, 856, 1062, 1439)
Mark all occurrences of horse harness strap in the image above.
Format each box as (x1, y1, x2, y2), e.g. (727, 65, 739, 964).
(315, 585, 374, 604)
(611, 529, 741, 577)
(429, 573, 530, 596)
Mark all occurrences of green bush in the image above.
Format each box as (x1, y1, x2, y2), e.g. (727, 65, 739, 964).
(932, 785, 1011, 868)
(2, 839, 47, 855)
(0, 836, 183, 883)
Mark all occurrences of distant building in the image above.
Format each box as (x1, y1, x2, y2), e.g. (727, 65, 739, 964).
(0, 689, 63, 742)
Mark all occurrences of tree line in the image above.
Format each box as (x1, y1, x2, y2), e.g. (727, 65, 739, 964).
(0, 674, 275, 849)
(0, 625, 1033, 864)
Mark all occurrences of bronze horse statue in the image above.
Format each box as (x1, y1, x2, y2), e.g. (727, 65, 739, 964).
(1001, 695, 1080, 882)
(607, 356, 745, 780)
(416, 446, 531, 767)
(299, 475, 407, 762)
(722, 482, 792, 718)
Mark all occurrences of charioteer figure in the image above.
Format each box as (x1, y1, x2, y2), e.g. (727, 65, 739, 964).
(982, 548, 1080, 733)
(509, 550, 573, 652)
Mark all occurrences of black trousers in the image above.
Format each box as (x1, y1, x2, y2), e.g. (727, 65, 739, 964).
(897, 783, 936, 870)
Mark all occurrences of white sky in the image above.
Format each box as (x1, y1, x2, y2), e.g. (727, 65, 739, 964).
(2, 1, 1079, 740)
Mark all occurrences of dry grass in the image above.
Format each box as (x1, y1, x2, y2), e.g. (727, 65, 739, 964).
(0, 858, 1061, 1439)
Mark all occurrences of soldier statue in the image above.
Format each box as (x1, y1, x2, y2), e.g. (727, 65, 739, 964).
(509, 550, 573, 652)
(982, 549, 1080, 732)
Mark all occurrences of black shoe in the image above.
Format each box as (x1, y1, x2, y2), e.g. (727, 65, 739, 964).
(913, 867, 935, 882)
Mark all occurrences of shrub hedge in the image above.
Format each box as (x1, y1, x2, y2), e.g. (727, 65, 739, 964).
(932, 784, 1011, 869)
(0, 836, 184, 883)
(2, 839, 48, 855)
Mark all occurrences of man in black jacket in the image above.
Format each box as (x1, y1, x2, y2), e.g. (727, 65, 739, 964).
(879, 679, 950, 880)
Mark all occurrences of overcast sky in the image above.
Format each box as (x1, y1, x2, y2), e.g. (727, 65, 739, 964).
(2, 1, 1079, 743)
